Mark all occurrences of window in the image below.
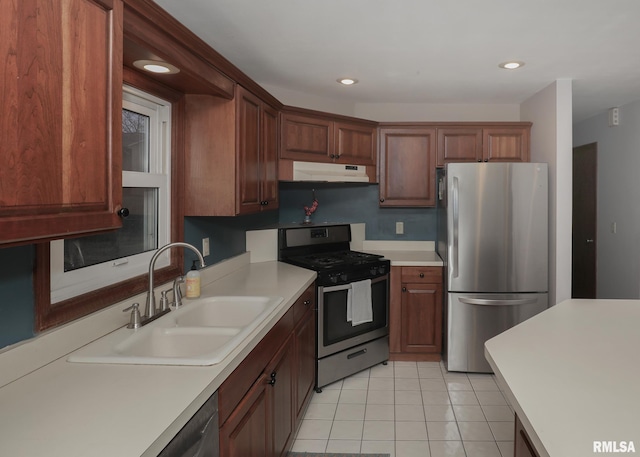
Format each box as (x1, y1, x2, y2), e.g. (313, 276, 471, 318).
(35, 76, 184, 332)
(49, 87, 171, 303)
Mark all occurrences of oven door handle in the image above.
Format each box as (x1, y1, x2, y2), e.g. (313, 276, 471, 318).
(320, 275, 387, 293)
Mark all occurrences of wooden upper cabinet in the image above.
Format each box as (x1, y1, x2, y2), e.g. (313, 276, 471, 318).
(184, 85, 279, 216)
(437, 127, 483, 165)
(436, 123, 531, 166)
(0, 0, 124, 246)
(280, 113, 334, 161)
(334, 121, 377, 164)
(483, 126, 531, 162)
(379, 127, 437, 207)
(280, 109, 377, 166)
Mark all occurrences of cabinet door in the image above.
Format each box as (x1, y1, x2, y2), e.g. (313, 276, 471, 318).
(261, 104, 279, 210)
(266, 334, 295, 457)
(280, 113, 333, 162)
(483, 126, 530, 162)
(1, 0, 123, 245)
(379, 127, 436, 207)
(334, 121, 377, 165)
(295, 307, 316, 422)
(436, 127, 483, 166)
(401, 282, 443, 353)
(219, 374, 271, 457)
(236, 86, 263, 214)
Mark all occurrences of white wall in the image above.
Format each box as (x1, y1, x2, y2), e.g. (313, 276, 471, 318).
(262, 83, 521, 121)
(354, 103, 520, 122)
(520, 80, 573, 306)
(573, 100, 640, 298)
(261, 83, 357, 117)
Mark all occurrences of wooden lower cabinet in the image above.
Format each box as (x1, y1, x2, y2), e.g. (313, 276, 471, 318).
(219, 373, 271, 457)
(390, 266, 443, 361)
(515, 414, 540, 457)
(219, 284, 316, 457)
(294, 305, 316, 423)
(267, 334, 295, 457)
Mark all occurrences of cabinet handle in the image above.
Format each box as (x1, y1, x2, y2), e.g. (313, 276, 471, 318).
(402, 287, 407, 292)
(484, 159, 488, 162)
(117, 207, 130, 218)
(477, 159, 482, 162)
(330, 154, 335, 159)
(268, 372, 277, 386)
(303, 299, 311, 306)
(419, 272, 424, 278)
(379, 198, 385, 203)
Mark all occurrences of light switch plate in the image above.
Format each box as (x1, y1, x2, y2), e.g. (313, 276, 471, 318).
(396, 222, 404, 235)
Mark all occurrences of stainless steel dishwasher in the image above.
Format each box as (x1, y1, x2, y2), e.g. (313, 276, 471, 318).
(158, 392, 218, 457)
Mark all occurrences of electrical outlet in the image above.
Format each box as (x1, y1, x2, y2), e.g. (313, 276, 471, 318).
(396, 222, 404, 235)
(202, 237, 210, 256)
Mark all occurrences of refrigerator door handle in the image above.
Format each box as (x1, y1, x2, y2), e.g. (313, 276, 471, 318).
(459, 297, 539, 307)
(452, 177, 459, 278)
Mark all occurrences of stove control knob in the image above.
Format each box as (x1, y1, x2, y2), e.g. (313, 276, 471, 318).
(330, 274, 339, 284)
(370, 267, 377, 275)
(340, 273, 348, 281)
(378, 265, 386, 275)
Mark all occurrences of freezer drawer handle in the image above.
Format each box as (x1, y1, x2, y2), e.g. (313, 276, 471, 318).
(459, 297, 538, 306)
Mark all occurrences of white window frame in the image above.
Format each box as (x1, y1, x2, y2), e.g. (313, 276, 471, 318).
(50, 86, 172, 304)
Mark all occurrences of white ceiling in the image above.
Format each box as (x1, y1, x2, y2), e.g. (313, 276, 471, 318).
(153, 0, 640, 123)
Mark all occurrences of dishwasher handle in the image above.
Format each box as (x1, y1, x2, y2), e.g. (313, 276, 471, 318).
(458, 297, 538, 307)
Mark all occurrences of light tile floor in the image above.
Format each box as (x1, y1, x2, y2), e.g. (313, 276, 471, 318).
(291, 361, 515, 457)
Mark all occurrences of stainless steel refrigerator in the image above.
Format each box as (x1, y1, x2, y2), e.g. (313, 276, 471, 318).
(436, 162, 548, 373)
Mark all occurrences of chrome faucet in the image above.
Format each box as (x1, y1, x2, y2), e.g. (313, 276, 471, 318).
(145, 242, 206, 318)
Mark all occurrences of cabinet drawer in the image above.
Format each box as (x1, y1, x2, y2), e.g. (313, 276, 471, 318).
(401, 267, 442, 284)
(292, 284, 316, 324)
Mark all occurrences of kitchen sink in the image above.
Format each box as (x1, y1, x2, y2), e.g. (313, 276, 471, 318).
(67, 296, 284, 366)
(173, 296, 282, 328)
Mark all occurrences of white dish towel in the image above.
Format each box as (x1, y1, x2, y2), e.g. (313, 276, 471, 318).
(347, 279, 373, 326)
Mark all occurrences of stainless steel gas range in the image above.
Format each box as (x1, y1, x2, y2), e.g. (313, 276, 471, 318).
(278, 224, 390, 391)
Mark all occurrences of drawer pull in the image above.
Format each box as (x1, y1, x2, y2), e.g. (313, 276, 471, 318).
(419, 272, 424, 278)
(303, 300, 311, 306)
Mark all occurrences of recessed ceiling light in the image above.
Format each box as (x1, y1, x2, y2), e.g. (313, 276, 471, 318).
(499, 61, 525, 70)
(337, 78, 358, 86)
(133, 59, 180, 75)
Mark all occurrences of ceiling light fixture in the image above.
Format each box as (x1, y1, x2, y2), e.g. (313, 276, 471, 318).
(338, 78, 358, 86)
(499, 61, 525, 70)
(133, 59, 180, 75)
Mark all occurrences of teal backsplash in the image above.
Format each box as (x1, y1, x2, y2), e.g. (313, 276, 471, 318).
(1, 182, 437, 349)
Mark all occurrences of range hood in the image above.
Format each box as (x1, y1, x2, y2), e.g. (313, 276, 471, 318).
(292, 161, 370, 182)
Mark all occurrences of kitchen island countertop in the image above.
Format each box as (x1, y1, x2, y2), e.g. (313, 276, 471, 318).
(485, 299, 640, 457)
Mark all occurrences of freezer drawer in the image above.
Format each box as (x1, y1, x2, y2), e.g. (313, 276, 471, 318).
(445, 292, 548, 373)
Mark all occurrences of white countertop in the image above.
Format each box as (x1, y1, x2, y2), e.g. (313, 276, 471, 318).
(0, 259, 316, 457)
(485, 299, 640, 457)
(362, 240, 443, 266)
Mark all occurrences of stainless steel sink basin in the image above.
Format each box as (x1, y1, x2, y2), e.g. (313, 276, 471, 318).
(67, 296, 284, 366)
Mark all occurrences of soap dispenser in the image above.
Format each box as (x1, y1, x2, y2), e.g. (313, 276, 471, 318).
(185, 260, 201, 299)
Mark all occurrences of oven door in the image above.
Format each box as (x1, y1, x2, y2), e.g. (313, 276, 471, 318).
(317, 275, 389, 358)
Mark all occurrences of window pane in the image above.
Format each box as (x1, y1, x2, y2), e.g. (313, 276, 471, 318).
(122, 109, 150, 172)
(64, 188, 158, 272)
